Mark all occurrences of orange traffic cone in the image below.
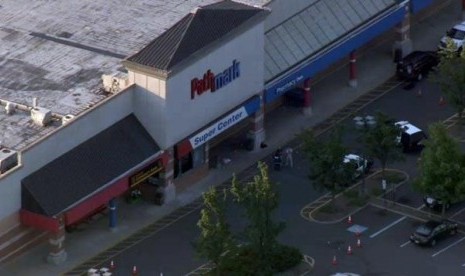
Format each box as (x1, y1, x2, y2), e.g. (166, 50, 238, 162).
(347, 245, 353, 255)
(347, 215, 352, 224)
(109, 260, 115, 271)
(132, 265, 138, 276)
(357, 238, 362, 248)
(439, 96, 445, 106)
(332, 255, 337, 265)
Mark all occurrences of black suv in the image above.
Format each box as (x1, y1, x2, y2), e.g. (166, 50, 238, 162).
(396, 51, 439, 81)
(410, 220, 458, 246)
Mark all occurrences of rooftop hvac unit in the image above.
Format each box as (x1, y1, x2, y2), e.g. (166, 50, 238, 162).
(62, 114, 75, 125)
(4, 101, 15, 115)
(101, 73, 129, 93)
(31, 107, 52, 126)
(0, 148, 18, 174)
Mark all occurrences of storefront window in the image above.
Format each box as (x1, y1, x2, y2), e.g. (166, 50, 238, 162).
(192, 144, 205, 168)
(174, 151, 193, 178)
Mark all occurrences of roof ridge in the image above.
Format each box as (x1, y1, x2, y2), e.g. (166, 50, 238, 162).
(165, 12, 195, 70)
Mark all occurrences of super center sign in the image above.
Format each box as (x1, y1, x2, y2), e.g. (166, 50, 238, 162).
(188, 96, 260, 149)
(191, 60, 240, 99)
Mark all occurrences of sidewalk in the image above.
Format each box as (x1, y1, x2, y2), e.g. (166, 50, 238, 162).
(0, 1, 461, 275)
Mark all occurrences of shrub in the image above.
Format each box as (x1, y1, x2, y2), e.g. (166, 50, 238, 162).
(215, 244, 302, 275)
(216, 246, 259, 275)
(271, 244, 303, 272)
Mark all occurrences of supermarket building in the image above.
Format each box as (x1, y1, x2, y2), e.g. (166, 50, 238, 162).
(0, 0, 439, 263)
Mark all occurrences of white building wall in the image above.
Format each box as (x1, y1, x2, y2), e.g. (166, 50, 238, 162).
(0, 90, 134, 226)
(129, 22, 266, 149)
(131, 75, 168, 147)
(164, 22, 265, 146)
(263, 0, 317, 31)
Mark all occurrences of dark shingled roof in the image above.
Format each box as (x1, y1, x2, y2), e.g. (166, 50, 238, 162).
(126, 0, 265, 71)
(21, 114, 160, 216)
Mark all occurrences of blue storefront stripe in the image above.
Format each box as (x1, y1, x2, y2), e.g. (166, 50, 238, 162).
(410, 0, 433, 14)
(244, 95, 261, 115)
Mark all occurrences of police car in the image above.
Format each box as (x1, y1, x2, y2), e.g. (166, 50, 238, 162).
(439, 21, 465, 52)
(343, 154, 373, 180)
(395, 121, 427, 152)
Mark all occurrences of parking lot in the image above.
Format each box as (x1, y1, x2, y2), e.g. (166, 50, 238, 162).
(310, 205, 465, 275)
(299, 72, 465, 275)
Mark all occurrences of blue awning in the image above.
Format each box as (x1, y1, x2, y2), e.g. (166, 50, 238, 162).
(264, 1, 408, 104)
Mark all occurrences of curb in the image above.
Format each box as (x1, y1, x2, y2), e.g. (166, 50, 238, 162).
(301, 169, 410, 224)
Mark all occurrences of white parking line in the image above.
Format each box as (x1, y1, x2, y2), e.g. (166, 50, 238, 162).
(370, 217, 406, 238)
(450, 207, 465, 219)
(431, 236, 465, 257)
(462, 263, 465, 267)
(400, 240, 411, 247)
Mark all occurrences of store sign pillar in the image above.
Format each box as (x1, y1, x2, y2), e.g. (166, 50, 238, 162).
(47, 215, 67, 264)
(109, 198, 117, 230)
(393, 4, 412, 61)
(247, 93, 266, 151)
(303, 78, 312, 116)
(348, 51, 357, 88)
(163, 148, 176, 203)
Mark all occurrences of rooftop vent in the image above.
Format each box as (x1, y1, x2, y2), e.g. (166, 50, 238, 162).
(0, 148, 18, 174)
(102, 72, 129, 93)
(4, 101, 15, 115)
(31, 107, 52, 126)
(62, 114, 75, 125)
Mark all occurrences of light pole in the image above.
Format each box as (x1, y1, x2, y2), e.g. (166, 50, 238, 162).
(353, 115, 376, 196)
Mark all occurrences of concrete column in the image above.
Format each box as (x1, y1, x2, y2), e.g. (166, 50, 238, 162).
(348, 51, 357, 88)
(47, 215, 67, 265)
(163, 148, 176, 203)
(247, 93, 266, 151)
(463, 0, 465, 20)
(109, 198, 117, 230)
(393, 5, 412, 61)
(302, 78, 312, 116)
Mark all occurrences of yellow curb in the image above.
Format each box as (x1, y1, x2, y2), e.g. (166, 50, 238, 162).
(300, 169, 409, 224)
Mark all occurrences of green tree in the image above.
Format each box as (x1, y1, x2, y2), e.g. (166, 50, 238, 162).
(230, 161, 285, 275)
(195, 187, 234, 274)
(361, 112, 404, 177)
(433, 37, 465, 118)
(301, 128, 354, 198)
(415, 122, 465, 216)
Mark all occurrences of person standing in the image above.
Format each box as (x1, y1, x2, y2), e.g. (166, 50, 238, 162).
(284, 147, 293, 168)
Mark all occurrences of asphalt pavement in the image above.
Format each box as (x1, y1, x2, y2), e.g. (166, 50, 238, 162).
(0, 1, 462, 275)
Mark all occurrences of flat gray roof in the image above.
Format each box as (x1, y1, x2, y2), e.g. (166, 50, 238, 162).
(0, 0, 266, 151)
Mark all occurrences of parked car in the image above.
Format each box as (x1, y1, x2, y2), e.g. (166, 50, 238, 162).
(439, 21, 465, 52)
(410, 220, 458, 246)
(423, 195, 450, 211)
(395, 121, 427, 152)
(396, 51, 439, 81)
(343, 154, 373, 181)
